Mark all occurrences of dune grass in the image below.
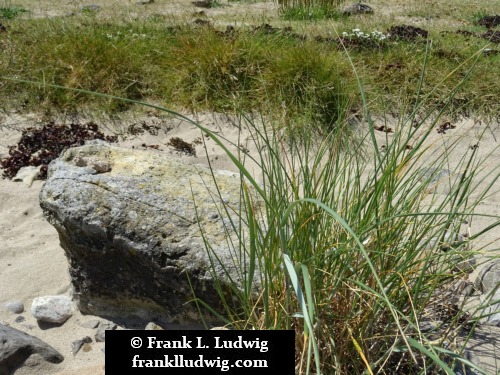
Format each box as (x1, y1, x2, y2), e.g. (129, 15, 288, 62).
(185, 56, 500, 373)
(195, 115, 499, 373)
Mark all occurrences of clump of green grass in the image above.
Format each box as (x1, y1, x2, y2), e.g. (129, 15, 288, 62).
(1, 20, 166, 111)
(0, 4, 27, 20)
(280, 5, 341, 21)
(277, 0, 345, 7)
(189, 65, 500, 373)
(0, 19, 356, 133)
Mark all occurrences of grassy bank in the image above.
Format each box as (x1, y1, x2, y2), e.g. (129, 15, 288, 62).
(1, 15, 498, 133)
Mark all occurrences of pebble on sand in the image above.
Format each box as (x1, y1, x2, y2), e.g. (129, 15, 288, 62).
(5, 300, 24, 314)
(31, 295, 73, 324)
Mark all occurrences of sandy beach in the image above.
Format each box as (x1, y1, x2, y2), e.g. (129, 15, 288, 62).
(0, 110, 499, 373)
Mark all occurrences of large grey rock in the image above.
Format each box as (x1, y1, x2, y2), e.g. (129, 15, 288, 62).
(39, 143, 254, 324)
(31, 296, 73, 324)
(0, 324, 63, 374)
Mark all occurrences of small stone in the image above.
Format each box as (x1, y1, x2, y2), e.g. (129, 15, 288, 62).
(462, 283, 476, 297)
(71, 340, 84, 356)
(210, 326, 229, 330)
(72, 336, 93, 355)
(82, 343, 92, 352)
(31, 296, 73, 324)
(145, 322, 164, 330)
(95, 322, 117, 342)
(453, 280, 478, 296)
(475, 260, 500, 294)
(80, 319, 100, 329)
(15, 316, 25, 323)
(478, 292, 500, 326)
(453, 255, 476, 274)
(12, 166, 40, 187)
(5, 300, 24, 314)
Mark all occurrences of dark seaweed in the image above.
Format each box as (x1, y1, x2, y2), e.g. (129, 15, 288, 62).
(436, 121, 456, 134)
(167, 137, 196, 156)
(1, 122, 117, 180)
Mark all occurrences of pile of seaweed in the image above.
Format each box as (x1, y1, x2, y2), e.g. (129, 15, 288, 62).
(1, 122, 117, 180)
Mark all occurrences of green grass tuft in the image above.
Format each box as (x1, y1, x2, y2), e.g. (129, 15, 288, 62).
(280, 5, 342, 21)
(0, 5, 27, 20)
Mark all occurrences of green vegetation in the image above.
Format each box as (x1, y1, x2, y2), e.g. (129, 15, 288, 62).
(0, 4, 27, 19)
(277, 0, 345, 16)
(280, 5, 341, 21)
(1, 16, 498, 133)
(184, 76, 499, 373)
